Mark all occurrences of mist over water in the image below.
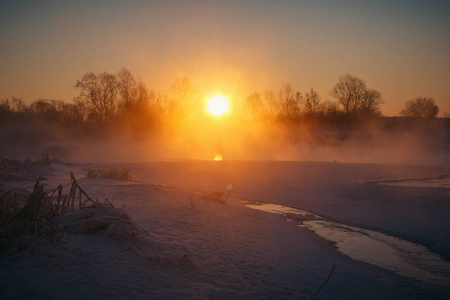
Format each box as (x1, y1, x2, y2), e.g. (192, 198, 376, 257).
(0, 97, 448, 167)
(8, 121, 447, 166)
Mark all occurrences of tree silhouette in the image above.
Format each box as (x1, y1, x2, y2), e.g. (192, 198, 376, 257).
(359, 89, 383, 116)
(263, 90, 277, 118)
(400, 97, 439, 118)
(11, 97, 27, 112)
(304, 88, 322, 117)
(75, 72, 118, 123)
(170, 76, 199, 114)
(277, 83, 302, 120)
(245, 92, 264, 119)
(331, 74, 383, 118)
(0, 99, 11, 115)
(117, 68, 138, 111)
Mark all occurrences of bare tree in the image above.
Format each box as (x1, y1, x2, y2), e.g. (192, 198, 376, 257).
(245, 92, 264, 119)
(75, 72, 118, 123)
(331, 74, 383, 118)
(331, 74, 366, 117)
(277, 83, 302, 120)
(171, 76, 199, 113)
(99, 72, 118, 121)
(400, 97, 439, 118)
(74, 72, 100, 122)
(263, 89, 277, 118)
(30, 99, 54, 114)
(136, 80, 149, 104)
(304, 88, 322, 116)
(117, 68, 138, 110)
(0, 99, 11, 115)
(11, 97, 27, 112)
(148, 89, 167, 110)
(360, 89, 383, 116)
(62, 102, 86, 123)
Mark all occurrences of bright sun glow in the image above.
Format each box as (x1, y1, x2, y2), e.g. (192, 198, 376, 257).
(206, 95, 229, 116)
(214, 153, 223, 161)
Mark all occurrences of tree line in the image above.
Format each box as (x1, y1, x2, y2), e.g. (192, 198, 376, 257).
(0, 69, 441, 132)
(243, 74, 439, 124)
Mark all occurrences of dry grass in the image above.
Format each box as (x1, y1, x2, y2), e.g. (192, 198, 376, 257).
(0, 172, 113, 251)
(0, 152, 50, 181)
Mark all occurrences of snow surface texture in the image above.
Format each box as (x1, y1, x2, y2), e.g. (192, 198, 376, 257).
(246, 202, 450, 287)
(1, 160, 450, 299)
(59, 203, 188, 267)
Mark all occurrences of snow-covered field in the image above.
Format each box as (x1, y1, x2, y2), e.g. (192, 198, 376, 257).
(1, 155, 449, 299)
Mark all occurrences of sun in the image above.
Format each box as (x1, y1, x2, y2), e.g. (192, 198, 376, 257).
(206, 95, 229, 116)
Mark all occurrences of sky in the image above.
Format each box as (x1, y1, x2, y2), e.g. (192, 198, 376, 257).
(1, 0, 449, 116)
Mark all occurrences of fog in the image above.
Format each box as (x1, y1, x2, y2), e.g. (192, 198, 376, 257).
(1, 115, 449, 168)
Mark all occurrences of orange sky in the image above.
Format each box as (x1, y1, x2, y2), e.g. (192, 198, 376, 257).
(1, 1, 449, 116)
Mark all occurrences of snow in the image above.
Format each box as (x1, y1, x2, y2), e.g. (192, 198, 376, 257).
(246, 202, 450, 287)
(1, 159, 450, 299)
